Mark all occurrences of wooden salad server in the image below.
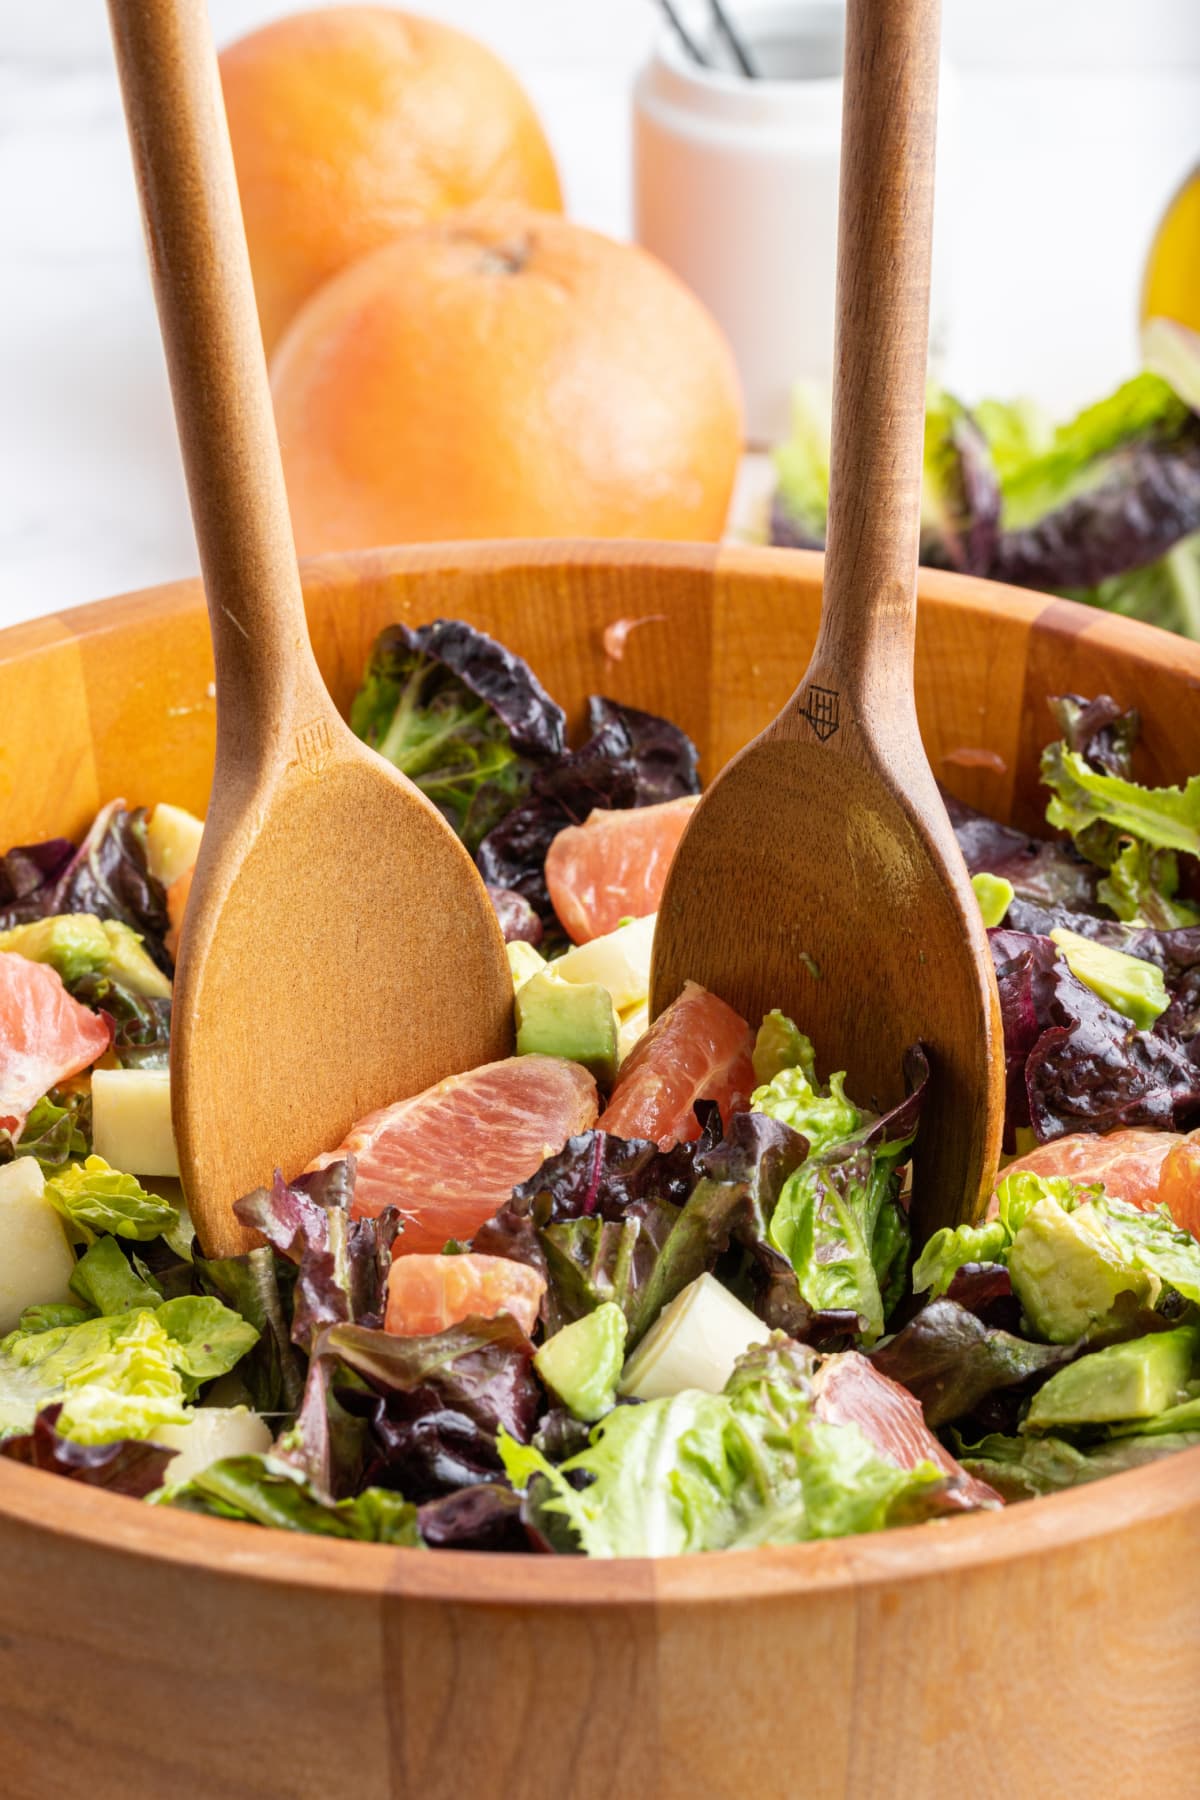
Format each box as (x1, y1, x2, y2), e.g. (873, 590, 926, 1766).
(107, 0, 513, 1257)
(652, 0, 1004, 1239)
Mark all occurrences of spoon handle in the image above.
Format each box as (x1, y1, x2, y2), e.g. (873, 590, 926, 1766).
(107, 0, 322, 771)
(802, 0, 941, 723)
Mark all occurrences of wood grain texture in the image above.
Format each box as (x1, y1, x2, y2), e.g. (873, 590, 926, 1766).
(105, 0, 512, 1255)
(651, 0, 1005, 1240)
(2, 541, 1200, 1795)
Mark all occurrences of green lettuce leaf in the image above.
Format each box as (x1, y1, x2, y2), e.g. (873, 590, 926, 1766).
(1094, 1197, 1200, 1305)
(751, 1010, 817, 1088)
(1096, 838, 1200, 929)
(69, 1234, 160, 1315)
(912, 1170, 1090, 1299)
(160, 1453, 420, 1543)
(0, 1293, 258, 1444)
(43, 1155, 177, 1243)
(6, 1088, 91, 1173)
(956, 1427, 1200, 1500)
(751, 1065, 860, 1154)
(1041, 741, 1200, 895)
(500, 1337, 947, 1557)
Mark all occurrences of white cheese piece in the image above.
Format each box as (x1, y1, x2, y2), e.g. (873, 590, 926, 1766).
(617, 1001, 650, 1065)
(153, 1406, 273, 1485)
(507, 939, 547, 992)
(145, 803, 204, 889)
(0, 1158, 77, 1333)
(619, 1272, 772, 1402)
(91, 1067, 179, 1177)
(553, 913, 656, 1013)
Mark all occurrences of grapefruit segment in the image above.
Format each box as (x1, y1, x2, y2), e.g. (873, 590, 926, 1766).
(385, 1252, 545, 1337)
(1159, 1132, 1200, 1238)
(600, 980, 755, 1150)
(309, 1054, 598, 1254)
(0, 952, 112, 1137)
(813, 1351, 1001, 1510)
(545, 796, 699, 944)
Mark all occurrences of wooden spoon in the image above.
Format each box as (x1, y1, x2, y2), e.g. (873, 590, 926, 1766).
(107, 0, 513, 1258)
(651, 0, 1004, 1240)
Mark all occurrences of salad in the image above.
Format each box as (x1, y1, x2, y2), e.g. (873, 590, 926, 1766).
(0, 622, 1198, 1556)
(769, 321, 1200, 639)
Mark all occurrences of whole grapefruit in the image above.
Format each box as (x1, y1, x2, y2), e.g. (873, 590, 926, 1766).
(270, 206, 744, 550)
(220, 7, 563, 351)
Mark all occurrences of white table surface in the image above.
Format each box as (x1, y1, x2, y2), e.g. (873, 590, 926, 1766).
(1, 0, 1198, 627)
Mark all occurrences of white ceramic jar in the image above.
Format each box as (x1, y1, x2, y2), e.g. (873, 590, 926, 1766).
(633, 2, 958, 445)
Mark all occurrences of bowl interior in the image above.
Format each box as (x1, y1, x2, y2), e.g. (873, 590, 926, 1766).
(5, 541, 1200, 854)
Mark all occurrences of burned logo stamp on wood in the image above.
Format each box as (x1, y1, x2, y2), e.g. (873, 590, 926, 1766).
(800, 685, 841, 742)
(294, 718, 333, 775)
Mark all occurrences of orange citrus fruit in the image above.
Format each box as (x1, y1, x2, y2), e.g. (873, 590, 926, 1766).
(384, 1251, 545, 1337)
(0, 953, 112, 1136)
(309, 1053, 598, 1253)
(220, 6, 563, 352)
(601, 980, 755, 1150)
(545, 796, 700, 944)
(270, 205, 744, 551)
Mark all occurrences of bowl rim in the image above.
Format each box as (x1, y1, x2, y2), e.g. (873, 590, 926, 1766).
(4, 537, 1200, 1604)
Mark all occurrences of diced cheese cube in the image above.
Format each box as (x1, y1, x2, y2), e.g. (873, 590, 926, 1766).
(619, 1273, 771, 1401)
(153, 1406, 273, 1484)
(553, 914, 655, 1013)
(92, 1067, 179, 1177)
(146, 803, 204, 889)
(0, 1158, 77, 1333)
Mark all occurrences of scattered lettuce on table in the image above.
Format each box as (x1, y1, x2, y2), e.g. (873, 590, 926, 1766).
(769, 337, 1200, 638)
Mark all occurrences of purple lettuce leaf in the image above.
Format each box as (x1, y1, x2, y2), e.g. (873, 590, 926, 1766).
(869, 1298, 1077, 1429)
(366, 620, 566, 759)
(0, 838, 74, 918)
(508, 1105, 722, 1225)
(1005, 899, 1200, 1045)
(274, 1354, 369, 1502)
(584, 695, 701, 806)
(1048, 693, 1139, 779)
(319, 1315, 542, 1501)
(0, 1403, 175, 1496)
(26, 800, 171, 967)
(348, 620, 566, 855)
(943, 790, 1100, 913)
(233, 1158, 401, 1352)
(943, 1263, 1021, 1331)
(195, 1244, 305, 1412)
(70, 972, 171, 1070)
(989, 927, 1200, 1142)
(417, 1482, 529, 1552)
(475, 719, 638, 931)
(486, 885, 544, 946)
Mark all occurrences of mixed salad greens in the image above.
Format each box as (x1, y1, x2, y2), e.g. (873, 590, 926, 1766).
(1, 621, 1198, 1557)
(770, 322, 1200, 639)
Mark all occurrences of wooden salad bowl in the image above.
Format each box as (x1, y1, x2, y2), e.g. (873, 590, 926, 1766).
(2, 542, 1199, 1799)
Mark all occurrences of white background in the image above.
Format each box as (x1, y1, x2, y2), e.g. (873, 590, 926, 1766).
(1, 0, 1198, 624)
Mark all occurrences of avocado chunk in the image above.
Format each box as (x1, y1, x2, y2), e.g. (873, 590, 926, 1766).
(1025, 1326, 1198, 1431)
(515, 970, 619, 1087)
(1049, 926, 1169, 1029)
(534, 1302, 627, 1421)
(100, 921, 172, 999)
(972, 872, 1015, 928)
(0, 913, 110, 985)
(1008, 1197, 1154, 1343)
